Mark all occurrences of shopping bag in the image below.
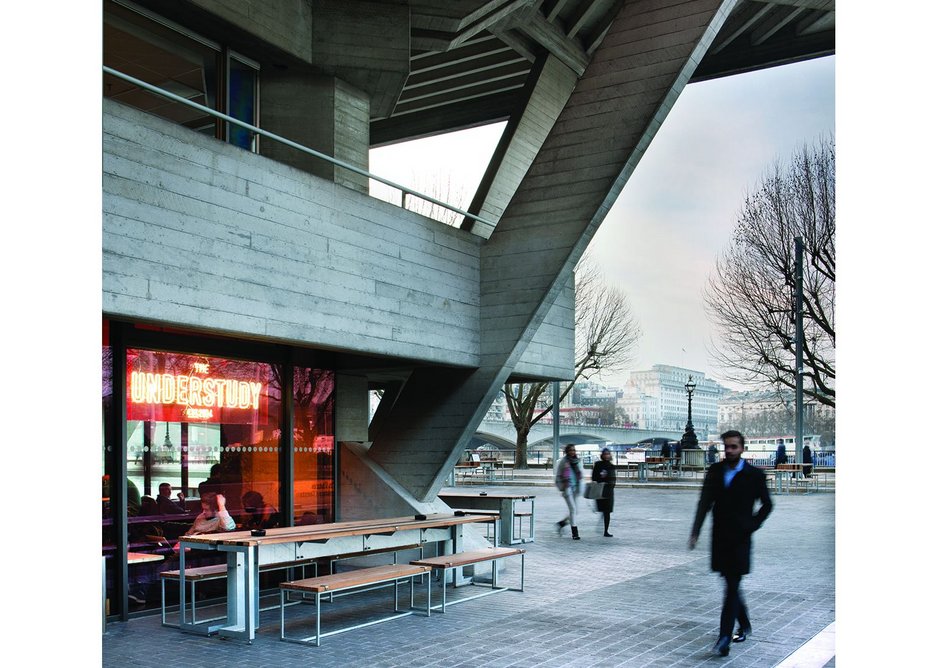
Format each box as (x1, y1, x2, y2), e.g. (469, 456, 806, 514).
(584, 482, 606, 500)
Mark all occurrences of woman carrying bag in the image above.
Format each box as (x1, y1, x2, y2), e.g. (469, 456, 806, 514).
(591, 447, 617, 537)
(555, 444, 584, 540)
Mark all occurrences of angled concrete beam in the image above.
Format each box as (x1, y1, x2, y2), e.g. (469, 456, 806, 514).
(710, 1, 775, 54)
(411, 0, 539, 51)
(461, 53, 579, 236)
(581, 0, 626, 55)
(514, 7, 590, 74)
(564, 0, 605, 38)
(751, 5, 808, 46)
(795, 9, 835, 35)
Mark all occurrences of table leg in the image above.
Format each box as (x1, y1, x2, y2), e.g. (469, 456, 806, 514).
(178, 541, 187, 628)
(500, 498, 514, 546)
(217, 545, 256, 643)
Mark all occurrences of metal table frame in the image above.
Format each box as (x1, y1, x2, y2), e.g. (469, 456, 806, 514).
(176, 514, 494, 643)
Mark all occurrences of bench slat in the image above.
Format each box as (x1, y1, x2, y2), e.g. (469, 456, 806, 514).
(161, 557, 320, 581)
(281, 564, 430, 593)
(411, 547, 523, 569)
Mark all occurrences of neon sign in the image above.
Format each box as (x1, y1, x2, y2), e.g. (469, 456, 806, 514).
(129, 372, 262, 411)
(126, 350, 269, 424)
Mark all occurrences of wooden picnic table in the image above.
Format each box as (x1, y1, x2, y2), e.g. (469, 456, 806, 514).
(773, 463, 815, 494)
(176, 512, 495, 643)
(127, 551, 165, 565)
(438, 491, 536, 545)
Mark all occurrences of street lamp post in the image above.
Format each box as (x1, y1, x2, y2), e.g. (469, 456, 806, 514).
(680, 375, 699, 450)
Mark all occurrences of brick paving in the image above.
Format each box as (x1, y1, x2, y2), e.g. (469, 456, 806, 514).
(102, 482, 834, 667)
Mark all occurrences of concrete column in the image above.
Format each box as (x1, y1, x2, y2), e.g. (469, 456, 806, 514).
(335, 373, 370, 442)
(260, 73, 370, 193)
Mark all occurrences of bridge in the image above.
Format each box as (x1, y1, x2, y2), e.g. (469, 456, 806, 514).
(475, 420, 683, 451)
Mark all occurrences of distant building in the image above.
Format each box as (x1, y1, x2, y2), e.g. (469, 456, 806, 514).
(619, 365, 723, 435)
(718, 389, 835, 445)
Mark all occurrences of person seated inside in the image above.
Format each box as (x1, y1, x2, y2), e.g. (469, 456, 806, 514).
(156, 482, 187, 514)
(138, 495, 159, 516)
(186, 492, 236, 535)
(198, 463, 224, 497)
(241, 490, 280, 530)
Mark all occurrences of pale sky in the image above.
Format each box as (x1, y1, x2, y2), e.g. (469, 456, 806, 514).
(370, 56, 836, 391)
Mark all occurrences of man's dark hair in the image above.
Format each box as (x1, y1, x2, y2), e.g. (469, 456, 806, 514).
(564, 443, 576, 455)
(720, 430, 746, 446)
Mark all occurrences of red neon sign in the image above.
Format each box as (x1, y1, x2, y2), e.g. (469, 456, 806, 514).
(126, 349, 269, 424)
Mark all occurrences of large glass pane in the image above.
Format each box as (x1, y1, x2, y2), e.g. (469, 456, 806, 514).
(124, 348, 282, 610)
(228, 55, 257, 150)
(102, 321, 116, 616)
(293, 368, 335, 525)
(104, 2, 219, 136)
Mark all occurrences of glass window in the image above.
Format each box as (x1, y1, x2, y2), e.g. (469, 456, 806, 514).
(293, 368, 335, 526)
(102, 322, 116, 615)
(228, 54, 258, 151)
(104, 2, 219, 136)
(122, 347, 282, 610)
(104, 1, 258, 150)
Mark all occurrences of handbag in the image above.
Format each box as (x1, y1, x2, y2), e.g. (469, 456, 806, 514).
(584, 482, 606, 500)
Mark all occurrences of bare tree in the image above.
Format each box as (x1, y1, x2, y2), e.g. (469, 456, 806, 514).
(503, 258, 642, 469)
(705, 137, 835, 407)
(370, 171, 469, 228)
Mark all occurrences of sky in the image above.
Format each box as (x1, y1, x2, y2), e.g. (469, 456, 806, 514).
(370, 56, 835, 391)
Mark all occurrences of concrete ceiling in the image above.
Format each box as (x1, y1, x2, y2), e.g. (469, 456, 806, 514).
(371, 0, 834, 145)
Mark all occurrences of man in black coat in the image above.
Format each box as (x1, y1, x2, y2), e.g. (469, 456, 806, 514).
(689, 430, 772, 657)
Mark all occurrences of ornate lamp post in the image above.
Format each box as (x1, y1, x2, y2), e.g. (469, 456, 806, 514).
(680, 375, 699, 450)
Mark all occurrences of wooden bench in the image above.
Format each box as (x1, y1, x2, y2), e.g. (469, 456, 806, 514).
(160, 557, 320, 627)
(513, 509, 534, 542)
(161, 541, 426, 626)
(411, 546, 525, 613)
(279, 564, 431, 646)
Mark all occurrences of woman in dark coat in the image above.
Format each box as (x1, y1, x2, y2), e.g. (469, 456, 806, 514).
(591, 447, 617, 537)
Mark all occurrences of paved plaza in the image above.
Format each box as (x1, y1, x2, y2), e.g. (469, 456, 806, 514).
(102, 483, 834, 667)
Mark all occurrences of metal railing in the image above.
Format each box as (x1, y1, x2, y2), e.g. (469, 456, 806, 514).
(462, 447, 835, 470)
(103, 66, 497, 231)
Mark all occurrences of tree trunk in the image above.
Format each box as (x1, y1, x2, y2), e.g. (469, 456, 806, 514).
(514, 428, 529, 470)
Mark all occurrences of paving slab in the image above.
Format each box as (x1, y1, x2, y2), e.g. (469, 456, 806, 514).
(103, 484, 835, 667)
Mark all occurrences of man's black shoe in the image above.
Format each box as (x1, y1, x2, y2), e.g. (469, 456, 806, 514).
(712, 636, 731, 657)
(732, 626, 751, 643)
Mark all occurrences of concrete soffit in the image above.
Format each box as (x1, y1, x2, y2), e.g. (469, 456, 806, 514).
(310, 0, 411, 119)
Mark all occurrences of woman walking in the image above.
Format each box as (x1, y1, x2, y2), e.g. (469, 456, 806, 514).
(555, 444, 583, 540)
(592, 447, 617, 537)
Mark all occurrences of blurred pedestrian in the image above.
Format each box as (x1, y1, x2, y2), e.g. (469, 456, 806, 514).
(802, 444, 813, 478)
(689, 430, 773, 658)
(555, 444, 583, 540)
(707, 443, 718, 465)
(591, 447, 616, 537)
(774, 440, 787, 467)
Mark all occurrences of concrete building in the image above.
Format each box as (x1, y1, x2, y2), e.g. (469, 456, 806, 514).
(101, 0, 834, 621)
(617, 384, 660, 431)
(620, 365, 724, 435)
